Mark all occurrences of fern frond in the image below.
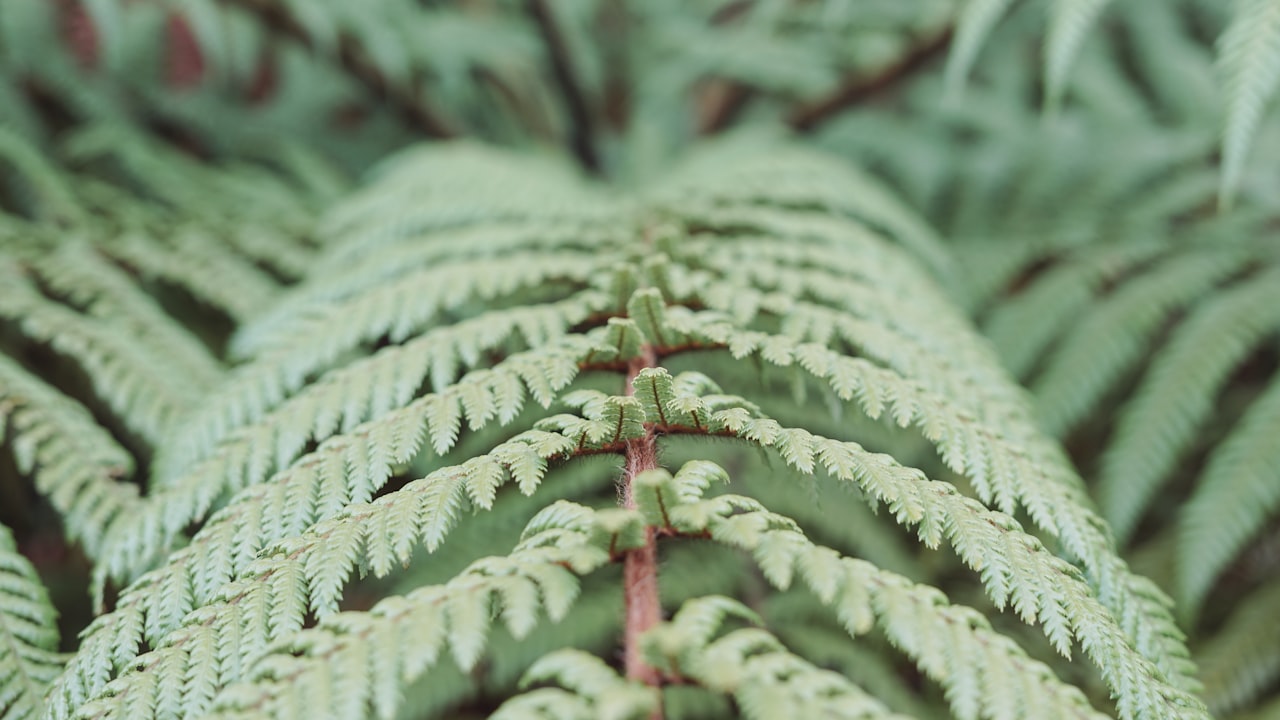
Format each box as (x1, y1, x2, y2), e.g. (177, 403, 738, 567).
(1032, 250, 1253, 437)
(0, 127, 82, 223)
(216, 250, 600, 387)
(1218, 0, 1280, 205)
(1098, 265, 1280, 545)
(0, 356, 140, 557)
(656, 141, 952, 282)
(651, 189, 1197, 694)
(100, 232, 284, 324)
(0, 257, 204, 445)
(161, 293, 605, 482)
(688, 415, 1200, 718)
(642, 464, 1109, 720)
(30, 242, 224, 391)
(312, 146, 611, 270)
(980, 241, 1167, 380)
(156, 501, 623, 720)
(1044, 0, 1118, 111)
(492, 650, 658, 720)
(1193, 578, 1280, 716)
(95, 334, 595, 586)
(0, 523, 65, 720)
(232, 219, 613, 358)
(642, 595, 910, 720)
(772, 619, 941, 718)
(52, 414, 597, 718)
(945, 0, 1020, 98)
(29, 135, 1222, 720)
(1178, 375, 1280, 617)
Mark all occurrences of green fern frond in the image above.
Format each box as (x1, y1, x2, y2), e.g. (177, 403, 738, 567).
(233, 220, 610, 359)
(0, 356, 140, 557)
(492, 650, 658, 720)
(0, 127, 82, 223)
(161, 293, 604, 483)
(980, 241, 1168, 380)
(160, 501, 622, 720)
(0, 257, 204, 444)
(53, 395, 599, 717)
(771, 619, 941, 718)
(642, 595, 911, 720)
(1178, 376, 1280, 618)
(1193, 578, 1280, 716)
(30, 243, 224, 391)
(1218, 0, 1280, 206)
(691, 413, 1199, 717)
(1098, 265, 1280, 545)
(1032, 250, 1253, 437)
(639, 463, 1110, 720)
(94, 334, 594, 586)
(1044, 0, 1118, 111)
(0, 524, 65, 720)
(24, 136, 1219, 720)
(100, 232, 285, 324)
(656, 140, 952, 282)
(945, 0, 1020, 99)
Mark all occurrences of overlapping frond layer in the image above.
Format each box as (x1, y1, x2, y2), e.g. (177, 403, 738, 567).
(847, 13, 1280, 679)
(490, 650, 658, 720)
(1193, 578, 1280, 717)
(1031, 250, 1253, 438)
(0, 257, 202, 445)
(1178, 376, 1280, 619)
(1099, 264, 1280, 542)
(1219, 0, 1280, 205)
(28, 244, 225, 393)
(941, 0, 1278, 203)
(1044, 0, 1117, 110)
(0, 356, 140, 558)
(643, 596, 910, 720)
(945, 0, 1019, 98)
(0, 524, 65, 720)
(43, 142, 1207, 720)
(6, 1, 1275, 718)
(630, 466, 1109, 720)
(172, 501, 621, 720)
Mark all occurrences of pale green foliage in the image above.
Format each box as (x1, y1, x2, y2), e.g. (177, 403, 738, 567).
(826, 5, 1280, 716)
(0, 525, 64, 720)
(2, 2, 1275, 719)
(1219, 0, 1280, 205)
(947, 0, 1280, 204)
(1, 138, 1203, 720)
(0, 357, 139, 557)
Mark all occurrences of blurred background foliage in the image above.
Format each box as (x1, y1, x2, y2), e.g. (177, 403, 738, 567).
(2, 1, 1279, 718)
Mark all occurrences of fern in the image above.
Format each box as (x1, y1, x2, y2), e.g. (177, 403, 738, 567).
(1218, 0, 1280, 205)
(0, 524, 65, 720)
(4, 2, 1279, 719)
(16, 140, 1201, 720)
(833, 8, 1280, 715)
(946, 0, 1280, 204)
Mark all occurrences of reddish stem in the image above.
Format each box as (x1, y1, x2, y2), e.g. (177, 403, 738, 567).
(622, 348, 664, 706)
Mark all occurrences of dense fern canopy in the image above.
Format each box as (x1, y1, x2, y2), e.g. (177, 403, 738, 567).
(1, 2, 1278, 720)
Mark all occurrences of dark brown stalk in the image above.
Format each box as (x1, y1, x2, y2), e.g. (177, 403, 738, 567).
(696, 79, 752, 135)
(787, 26, 954, 133)
(224, 0, 458, 138)
(526, 0, 602, 174)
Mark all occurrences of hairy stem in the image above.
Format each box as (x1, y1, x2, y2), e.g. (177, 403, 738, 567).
(622, 348, 663, 707)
